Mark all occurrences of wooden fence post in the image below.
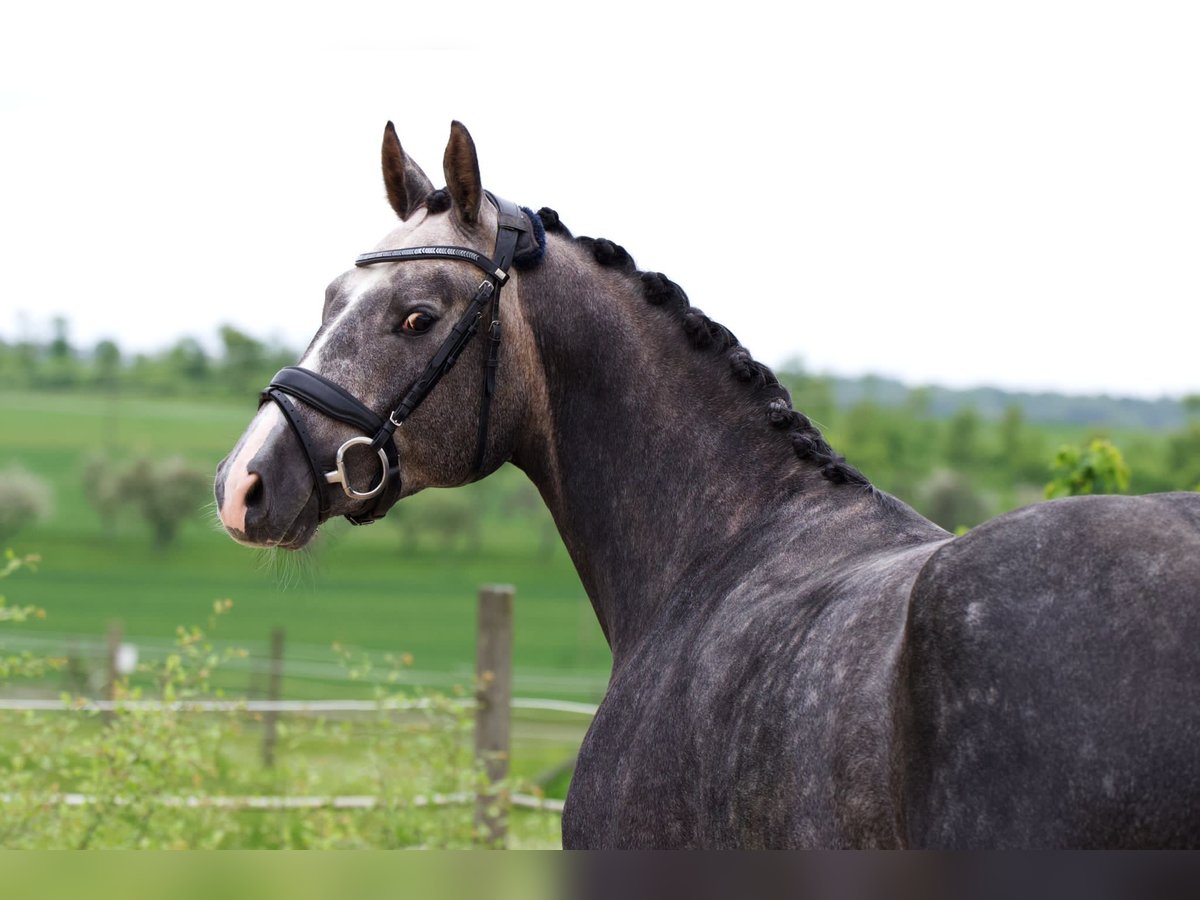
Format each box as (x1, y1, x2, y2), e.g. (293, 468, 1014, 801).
(261, 627, 285, 767)
(475, 584, 514, 847)
(103, 622, 122, 726)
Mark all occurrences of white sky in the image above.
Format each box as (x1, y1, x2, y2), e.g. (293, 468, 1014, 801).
(2, 1, 1197, 398)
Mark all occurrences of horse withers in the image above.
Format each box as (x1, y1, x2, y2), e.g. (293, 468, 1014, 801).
(215, 121, 1200, 848)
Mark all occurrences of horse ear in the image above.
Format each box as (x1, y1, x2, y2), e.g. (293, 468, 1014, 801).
(381, 121, 434, 221)
(443, 120, 483, 225)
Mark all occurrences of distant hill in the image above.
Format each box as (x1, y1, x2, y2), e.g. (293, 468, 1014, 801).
(789, 372, 1189, 432)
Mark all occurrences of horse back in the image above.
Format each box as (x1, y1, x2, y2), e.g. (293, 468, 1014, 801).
(900, 492, 1200, 847)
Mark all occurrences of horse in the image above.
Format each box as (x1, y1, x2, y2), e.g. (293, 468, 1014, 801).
(215, 121, 1200, 848)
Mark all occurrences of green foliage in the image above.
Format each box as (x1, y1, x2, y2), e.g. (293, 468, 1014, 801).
(943, 407, 982, 470)
(995, 405, 1049, 482)
(1166, 422, 1200, 496)
(217, 325, 269, 396)
(0, 317, 295, 398)
(0, 588, 557, 848)
(0, 466, 54, 544)
(0, 551, 51, 680)
(1184, 395, 1200, 420)
(92, 340, 121, 388)
(165, 337, 212, 384)
(1045, 438, 1132, 499)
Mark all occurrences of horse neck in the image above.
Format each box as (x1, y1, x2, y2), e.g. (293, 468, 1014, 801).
(509, 237, 865, 656)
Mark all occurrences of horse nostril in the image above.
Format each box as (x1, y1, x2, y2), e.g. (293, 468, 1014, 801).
(245, 473, 264, 508)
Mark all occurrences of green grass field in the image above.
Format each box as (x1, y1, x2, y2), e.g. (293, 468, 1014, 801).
(0, 389, 611, 703)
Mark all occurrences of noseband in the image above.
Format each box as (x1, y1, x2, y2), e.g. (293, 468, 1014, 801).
(260, 193, 534, 525)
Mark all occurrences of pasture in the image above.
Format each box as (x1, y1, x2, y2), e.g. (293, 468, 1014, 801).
(0, 388, 610, 700)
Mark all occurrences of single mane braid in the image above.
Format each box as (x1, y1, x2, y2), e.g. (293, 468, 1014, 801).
(533, 206, 874, 491)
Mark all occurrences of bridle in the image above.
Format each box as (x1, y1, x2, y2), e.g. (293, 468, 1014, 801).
(260, 192, 535, 525)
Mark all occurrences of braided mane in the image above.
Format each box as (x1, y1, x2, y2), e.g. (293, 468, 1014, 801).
(421, 189, 876, 491)
(537, 206, 876, 492)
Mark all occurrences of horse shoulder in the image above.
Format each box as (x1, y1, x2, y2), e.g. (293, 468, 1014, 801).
(565, 537, 947, 848)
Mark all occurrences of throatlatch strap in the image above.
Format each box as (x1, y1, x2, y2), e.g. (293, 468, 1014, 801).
(468, 195, 523, 471)
(474, 312, 501, 473)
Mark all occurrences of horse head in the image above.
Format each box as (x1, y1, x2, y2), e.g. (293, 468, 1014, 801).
(215, 121, 542, 548)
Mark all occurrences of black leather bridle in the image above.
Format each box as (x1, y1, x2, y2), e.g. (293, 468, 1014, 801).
(260, 192, 534, 525)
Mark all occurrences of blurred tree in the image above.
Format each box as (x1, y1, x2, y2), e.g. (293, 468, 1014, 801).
(906, 386, 933, 420)
(3, 327, 41, 387)
(839, 400, 891, 486)
(48, 317, 71, 361)
(119, 456, 211, 549)
(218, 325, 267, 394)
(1166, 421, 1200, 492)
(166, 337, 211, 384)
(93, 339, 122, 388)
(0, 339, 14, 384)
(1175, 393, 1200, 490)
(995, 404, 1048, 483)
(944, 407, 981, 470)
(79, 455, 209, 548)
(0, 467, 54, 544)
(1045, 438, 1131, 499)
(896, 388, 939, 493)
(41, 317, 81, 387)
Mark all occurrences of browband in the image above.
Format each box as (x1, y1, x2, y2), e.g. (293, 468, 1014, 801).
(353, 193, 538, 277)
(355, 247, 509, 283)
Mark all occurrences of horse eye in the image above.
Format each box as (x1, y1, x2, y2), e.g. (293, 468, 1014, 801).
(401, 311, 434, 334)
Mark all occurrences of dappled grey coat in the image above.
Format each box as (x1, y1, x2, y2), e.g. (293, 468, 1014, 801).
(216, 121, 1200, 848)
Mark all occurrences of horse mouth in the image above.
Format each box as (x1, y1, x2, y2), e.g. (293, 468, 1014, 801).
(216, 481, 320, 551)
(224, 518, 317, 551)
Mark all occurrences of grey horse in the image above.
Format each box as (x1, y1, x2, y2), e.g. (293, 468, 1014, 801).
(215, 121, 1200, 848)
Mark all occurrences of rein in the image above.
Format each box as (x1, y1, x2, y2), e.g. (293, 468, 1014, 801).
(260, 193, 534, 525)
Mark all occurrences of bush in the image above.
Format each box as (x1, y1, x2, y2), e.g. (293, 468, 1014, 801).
(0, 467, 53, 545)
(81, 454, 210, 549)
(1045, 438, 1131, 499)
(121, 456, 211, 549)
(916, 469, 989, 532)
